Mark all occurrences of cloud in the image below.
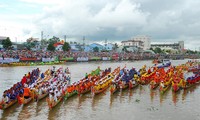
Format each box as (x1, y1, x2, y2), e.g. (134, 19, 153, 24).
(33, 0, 149, 41)
(1, 0, 200, 50)
(20, 0, 65, 5)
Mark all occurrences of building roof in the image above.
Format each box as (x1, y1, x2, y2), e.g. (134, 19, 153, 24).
(90, 43, 103, 47)
(151, 43, 179, 47)
(121, 40, 144, 43)
(53, 41, 64, 47)
(0, 36, 7, 41)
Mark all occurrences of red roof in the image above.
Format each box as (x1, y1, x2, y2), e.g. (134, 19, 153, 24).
(53, 42, 64, 47)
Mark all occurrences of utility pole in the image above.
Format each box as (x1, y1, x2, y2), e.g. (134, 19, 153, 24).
(105, 38, 107, 50)
(83, 36, 85, 51)
(41, 31, 43, 41)
(64, 35, 66, 42)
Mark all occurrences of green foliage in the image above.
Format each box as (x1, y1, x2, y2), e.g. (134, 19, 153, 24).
(122, 46, 128, 53)
(2, 37, 12, 49)
(62, 42, 71, 51)
(93, 46, 99, 52)
(48, 36, 60, 44)
(47, 36, 60, 51)
(150, 47, 153, 51)
(165, 49, 171, 54)
(23, 41, 36, 50)
(47, 42, 55, 51)
(41, 39, 48, 46)
(186, 49, 198, 54)
(113, 43, 119, 50)
(154, 47, 162, 54)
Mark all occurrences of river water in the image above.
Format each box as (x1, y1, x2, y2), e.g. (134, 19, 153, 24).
(0, 59, 200, 120)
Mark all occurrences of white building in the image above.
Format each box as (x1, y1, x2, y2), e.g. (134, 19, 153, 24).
(133, 35, 151, 50)
(121, 35, 151, 50)
(121, 40, 144, 49)
(151, 41, 184, 52)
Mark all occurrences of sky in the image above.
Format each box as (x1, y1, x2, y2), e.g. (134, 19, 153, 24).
(0, 0, 200, 50)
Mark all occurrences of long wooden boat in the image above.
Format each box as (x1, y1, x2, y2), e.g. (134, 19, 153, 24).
(172, 81, 181, 93)
(37, 92, 49, 101)
(92, 67, 120, 96)
(0, 99, 17, 110)
(159, 79, 172, 94)
(64, 90, 77, 100)
(92, 83, 111, 95)
(78, 88, 91, 95)
(110, 83, 119, 94)
(48, 96, 63, 109)
(150, 81, 159, 90)
(129, 81, 139, 89)
(46, 68, 71, 109)
(23, 97, 32, 105)
(160, 84, 171, 94)
(93, 75, 114, 95)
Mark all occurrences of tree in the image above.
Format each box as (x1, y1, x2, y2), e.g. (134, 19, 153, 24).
(23, 41, 36, 50)
(47, 42, 55, 51)
(113, 43, 119, 50)
(62, 42, 71, 51)
(165, 49, 171, 54)
(41, 39, 48, 46)
(154, 47, 162, 54)
(150, 47, 153, 51)
(48, 36, 60, 44)
(122, 46, 128, 53)
(93, 47, 99, 52)
(2, 37, 12, 49)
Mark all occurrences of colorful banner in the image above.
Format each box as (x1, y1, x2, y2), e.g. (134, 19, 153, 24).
(42, 58, 55, 62)
(77, 57, 89, 62)
(89, 57, 101, 61)
(0, 58, 20, 63)
(102, 57, 111, 61)
(60, 57, 74, 61)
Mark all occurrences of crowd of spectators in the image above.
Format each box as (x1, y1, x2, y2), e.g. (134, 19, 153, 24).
(0, 50, 199, 61)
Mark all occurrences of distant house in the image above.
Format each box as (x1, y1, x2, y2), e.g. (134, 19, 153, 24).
(54, 40, 64, 51)
(84, 45, 92, 52)
(89, 43, 104, 52)
(104, 43, 114, 51)
(26, 37, 41, 51)
(0, 36, 8, 50)
(70, 43, 81, 52)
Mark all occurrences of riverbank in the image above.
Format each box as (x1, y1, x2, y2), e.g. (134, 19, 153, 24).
(1, 57, 199, 67)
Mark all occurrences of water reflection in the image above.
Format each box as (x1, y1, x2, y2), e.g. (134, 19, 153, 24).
(182, 83, 200, 102)
(150, 89, 156, 103)
(159, 86, 171, 105)
(139, 85, 145, 96)
(172, 91, 181, 106)
(91, 91, 106, 111)
(119, 89, 129, 103)
(78, 95, 90, 109)
(47, 101, 63, 120)
(35, 98, 47, 116)
(0, 103, 20, 120)
(18, 102, 35, 120)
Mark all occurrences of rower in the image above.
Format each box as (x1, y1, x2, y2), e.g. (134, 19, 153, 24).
(23, 84, 31, 99)
(1, 93, 9, 104)
(160, 81, 165, 88)
(51, 66, 56, 75)
(41, 73, 45, 80)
